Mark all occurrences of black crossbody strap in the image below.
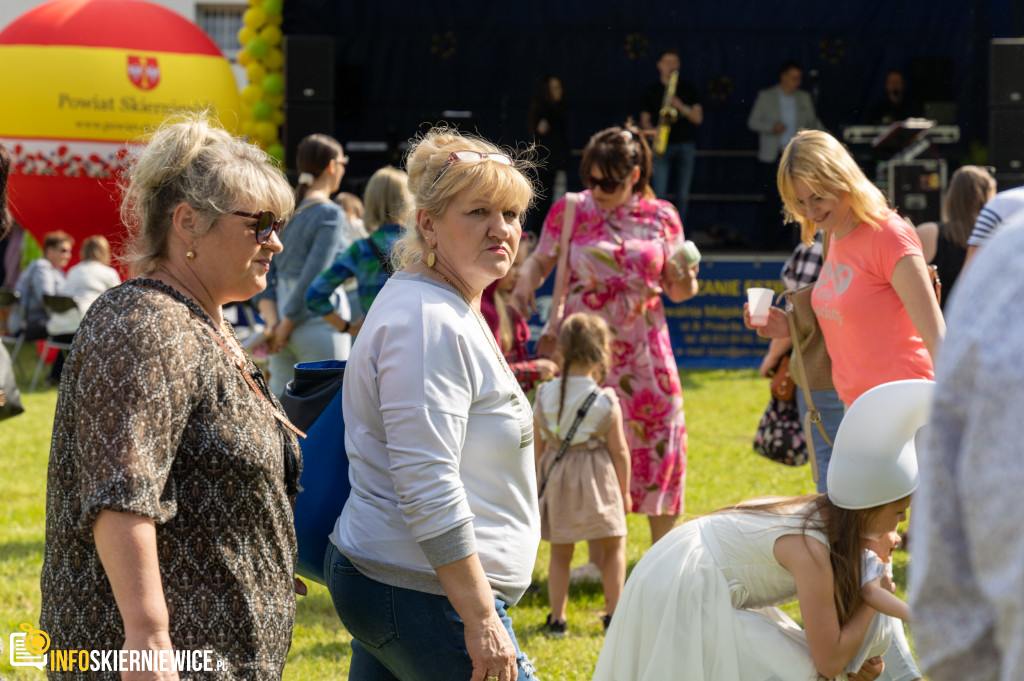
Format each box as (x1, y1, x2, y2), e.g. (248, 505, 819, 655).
(538, 388, 601, 498)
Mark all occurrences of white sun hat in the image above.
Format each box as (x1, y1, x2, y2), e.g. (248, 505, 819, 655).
(827, 379, 935, 510)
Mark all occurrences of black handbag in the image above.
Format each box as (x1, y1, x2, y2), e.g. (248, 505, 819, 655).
(0, 343, 24, 421)
(752, 395, 808, 466)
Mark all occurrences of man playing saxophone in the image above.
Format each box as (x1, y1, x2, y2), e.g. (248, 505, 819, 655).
(641, 47, 703, 222)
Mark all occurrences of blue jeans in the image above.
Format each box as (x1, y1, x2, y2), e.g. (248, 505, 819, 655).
(795, 388, 843, 493)
(325, 543, 536, 681)
(651, 141, 696, 223)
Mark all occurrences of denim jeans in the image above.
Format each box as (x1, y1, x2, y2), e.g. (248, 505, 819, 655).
(651, 141, 696, 223)
(795, 388, 844, 493)
(325, 543, 537, 681)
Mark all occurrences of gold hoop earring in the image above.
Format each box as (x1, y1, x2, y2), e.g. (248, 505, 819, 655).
(426, 251, 435, 268)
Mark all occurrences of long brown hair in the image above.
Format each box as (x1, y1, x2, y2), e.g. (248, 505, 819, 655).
(942, 165, 995, 249)
(554, 313, 610, 428)
(579, 125, 655, 199)
(719, 494, 881, 627)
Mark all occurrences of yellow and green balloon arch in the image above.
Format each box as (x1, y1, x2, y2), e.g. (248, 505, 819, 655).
(237, 0, 285, 163)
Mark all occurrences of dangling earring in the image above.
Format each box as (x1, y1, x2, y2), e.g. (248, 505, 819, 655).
(186, 249, 196, 260)
(426, 250, 435, 268)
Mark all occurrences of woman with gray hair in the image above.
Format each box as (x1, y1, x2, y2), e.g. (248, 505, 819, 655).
(325, 127, 540, 681)
(39, 114, 305, 678)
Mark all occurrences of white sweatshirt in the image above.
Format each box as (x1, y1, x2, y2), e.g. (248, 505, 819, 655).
(331, 273, 540, 604)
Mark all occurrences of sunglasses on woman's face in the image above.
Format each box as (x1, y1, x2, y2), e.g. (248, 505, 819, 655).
(232, 210, 282, 244)
(587, 175, 626, 193)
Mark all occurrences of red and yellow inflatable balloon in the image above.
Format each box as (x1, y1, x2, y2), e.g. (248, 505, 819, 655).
(0, 0, 242, 257)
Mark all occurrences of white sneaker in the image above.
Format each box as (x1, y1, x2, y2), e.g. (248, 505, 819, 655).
(569, 562, 602, 584)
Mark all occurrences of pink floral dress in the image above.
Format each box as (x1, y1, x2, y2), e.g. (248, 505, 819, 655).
(537, 190, 687, 515)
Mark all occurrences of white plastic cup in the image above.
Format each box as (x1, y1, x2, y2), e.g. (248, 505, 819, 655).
(747, 287, 775, 326)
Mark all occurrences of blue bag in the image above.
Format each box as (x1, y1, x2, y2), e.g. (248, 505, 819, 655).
(279, 360, 349, 585)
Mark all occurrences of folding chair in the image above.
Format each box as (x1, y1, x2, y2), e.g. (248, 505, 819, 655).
(29, 294, 78, 391)
(0, 287, 27, 381)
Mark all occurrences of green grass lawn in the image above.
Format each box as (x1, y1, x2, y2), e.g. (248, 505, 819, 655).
(0, 364, 911, 680)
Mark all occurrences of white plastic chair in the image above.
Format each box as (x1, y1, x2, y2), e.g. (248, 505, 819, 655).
(29, 294, 78, 391)
(0, 287, 27, 381)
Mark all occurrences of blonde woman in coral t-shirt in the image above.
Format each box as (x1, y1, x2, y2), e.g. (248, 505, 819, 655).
(746, 130, 945, 407)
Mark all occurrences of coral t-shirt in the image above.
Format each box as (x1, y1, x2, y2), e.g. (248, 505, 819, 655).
(811, 212, 934, 405)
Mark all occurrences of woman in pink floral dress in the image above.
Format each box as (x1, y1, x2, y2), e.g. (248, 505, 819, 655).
(513, 126, 699, 543)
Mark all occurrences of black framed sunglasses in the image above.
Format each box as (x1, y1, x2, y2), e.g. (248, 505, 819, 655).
(232, 210, 282, 244)
(587, 175, 627, 193)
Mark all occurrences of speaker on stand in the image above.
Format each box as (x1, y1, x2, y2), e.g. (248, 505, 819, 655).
(990, 39, 1024, 175)
(283, 35, 336, 173)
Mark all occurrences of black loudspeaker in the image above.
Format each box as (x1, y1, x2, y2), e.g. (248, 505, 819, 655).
(283, 35, 336, 172)
(283, 101, 335, 172)
(990, 39, 1024, 174)
(989, 107, 1024, 172)
(284, 35, 334, 101)
(887, 159, 947, 226)
(990, 38, 1024, 106)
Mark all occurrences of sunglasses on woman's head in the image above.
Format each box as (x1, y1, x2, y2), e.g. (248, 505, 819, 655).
(587, 175, 627, 193)
(232, 210, 282, 244)
(430, 150, 514, 190)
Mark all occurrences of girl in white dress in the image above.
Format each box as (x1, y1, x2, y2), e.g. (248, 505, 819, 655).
(593, 379, 932, 681)
(534, 313, 630, 636)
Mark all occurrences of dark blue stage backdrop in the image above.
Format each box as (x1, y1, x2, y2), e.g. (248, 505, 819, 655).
(282, 0, 1017, 367)
(283, 0, 1014, 157)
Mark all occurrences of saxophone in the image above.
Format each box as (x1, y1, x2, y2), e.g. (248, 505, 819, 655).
(654, 70, 679, 156)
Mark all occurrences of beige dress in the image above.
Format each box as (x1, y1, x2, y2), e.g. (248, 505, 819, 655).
(534, 376, 627, 543)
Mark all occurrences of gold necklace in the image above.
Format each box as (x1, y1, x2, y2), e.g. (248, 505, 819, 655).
(432, 268, 512, 377)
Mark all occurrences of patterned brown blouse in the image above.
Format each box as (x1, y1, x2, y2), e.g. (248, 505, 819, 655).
(40, 279, 302, 680)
